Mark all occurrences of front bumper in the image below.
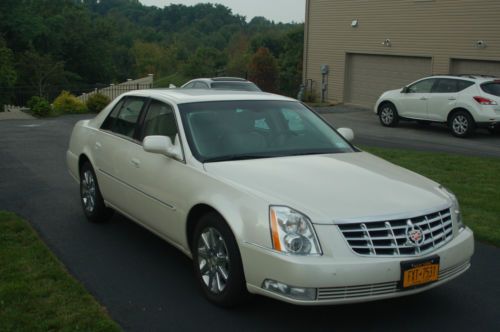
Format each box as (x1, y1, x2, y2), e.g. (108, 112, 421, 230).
(240, 226, 474, 305)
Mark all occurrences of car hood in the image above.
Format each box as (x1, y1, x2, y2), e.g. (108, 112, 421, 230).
(204, 152, 450, 224)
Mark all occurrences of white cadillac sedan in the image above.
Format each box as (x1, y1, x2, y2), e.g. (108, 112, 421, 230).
(67, 89, 474, 307)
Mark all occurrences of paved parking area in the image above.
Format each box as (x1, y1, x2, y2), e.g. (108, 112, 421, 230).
(0, 115, 499, 331)
(318, 105, 500, 158)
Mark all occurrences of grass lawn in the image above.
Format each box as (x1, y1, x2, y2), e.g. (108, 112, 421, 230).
(364, 146, 500, 247)
(0, 211, 121, 332)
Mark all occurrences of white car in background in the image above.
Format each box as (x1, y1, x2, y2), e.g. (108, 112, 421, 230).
(67, 89, 474, 307)
(375, 75, 500, 137)
(181, 77, 261, 92)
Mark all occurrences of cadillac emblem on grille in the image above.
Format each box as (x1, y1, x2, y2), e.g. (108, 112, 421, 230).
(406, 220, 425, 246)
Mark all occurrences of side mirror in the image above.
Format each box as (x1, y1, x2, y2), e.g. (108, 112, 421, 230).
(169, 84, 177, 89)
(337, 128, 355, 142)
(401, 86, 409, 93)
(143, 135, 183, 161)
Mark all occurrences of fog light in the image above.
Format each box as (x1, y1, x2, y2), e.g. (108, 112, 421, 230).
(262, 279, 317, 301)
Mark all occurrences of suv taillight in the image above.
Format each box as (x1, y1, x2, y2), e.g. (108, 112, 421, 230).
(474, 96, 498, 105)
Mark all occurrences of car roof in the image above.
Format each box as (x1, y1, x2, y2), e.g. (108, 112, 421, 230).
(188, 77, 254, 84)
(121, 88, 295, 104)
(425, 75, 498, 82)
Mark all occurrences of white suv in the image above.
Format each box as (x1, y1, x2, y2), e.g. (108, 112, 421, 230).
(374, 75, 500, 137)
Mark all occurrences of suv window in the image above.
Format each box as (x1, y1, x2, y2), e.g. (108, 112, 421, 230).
(183, 82, 195, 89)
(432, 79, 474, 93)
(141, 99, 178, 142)
(101, 97, 146, 139)
(481, 82, 500, 97)
(408, 79, 436, 93)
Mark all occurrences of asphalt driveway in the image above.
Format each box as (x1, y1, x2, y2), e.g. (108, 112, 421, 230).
(318, 105, 500, 158)
(0, 115, 499, 332)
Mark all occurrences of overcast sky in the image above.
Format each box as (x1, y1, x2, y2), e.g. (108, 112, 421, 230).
(139, 0, 306, 23)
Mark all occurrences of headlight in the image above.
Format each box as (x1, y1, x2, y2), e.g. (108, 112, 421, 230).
(269, 206, 322, 255)
(441, 186, 465, 230)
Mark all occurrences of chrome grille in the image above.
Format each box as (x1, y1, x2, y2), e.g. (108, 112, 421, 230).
(338, 208, 453, 256)
(317, 260, 470, 301)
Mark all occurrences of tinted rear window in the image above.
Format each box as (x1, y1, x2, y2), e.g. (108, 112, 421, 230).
(481, 82, 500, 97)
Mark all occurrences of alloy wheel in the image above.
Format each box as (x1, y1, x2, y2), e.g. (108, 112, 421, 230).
(452, 115, 469, 135)
(81, 170, 96, 213)
(380, 107, 394, 125)
(197, 227, 231, 294)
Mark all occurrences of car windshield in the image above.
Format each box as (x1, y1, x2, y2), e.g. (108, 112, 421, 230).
(178, 100, 354, 162)
(211, 82, 261, 92)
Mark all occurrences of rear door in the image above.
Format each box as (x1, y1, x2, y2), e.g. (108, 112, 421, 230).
(427, 79, 460, 121)
(95, 96, 148, 214)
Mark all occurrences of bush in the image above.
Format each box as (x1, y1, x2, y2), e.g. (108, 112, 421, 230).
(86, 93, 111, 113)
(53, 91, 87, 114)
(27, 96, 51, 117)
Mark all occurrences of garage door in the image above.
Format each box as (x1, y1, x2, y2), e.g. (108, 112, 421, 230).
(451, 59, 500, 78)
(345, 54, 432, 108)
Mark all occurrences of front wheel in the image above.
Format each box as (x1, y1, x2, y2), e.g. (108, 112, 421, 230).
(80, 162, 114, 223)
(449, 111, 476, 138)
(192, 212, 248, 307)
(378, 103, 399, 127)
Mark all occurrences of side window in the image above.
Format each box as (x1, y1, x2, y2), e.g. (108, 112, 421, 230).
(408, 79, 436, 93)
(432, 79, 458, 93)
(141, 99, 178, 143)
(184, 82, 195, 89)
(281, 108, 305, 132)
(194, 82, 209, 89)
(457, 80, 475, 92)
(101, 97, 146, 139)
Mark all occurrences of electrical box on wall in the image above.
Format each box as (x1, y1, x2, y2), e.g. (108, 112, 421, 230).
(321, 64, 329, 75)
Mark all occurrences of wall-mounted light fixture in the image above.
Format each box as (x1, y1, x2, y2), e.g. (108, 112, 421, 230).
(382, 39, 392, 47)
(474, 40, 487, 49)
(351, 19, 359, 28)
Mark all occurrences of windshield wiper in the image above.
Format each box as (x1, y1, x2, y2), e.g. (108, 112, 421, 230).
(203, 154, 275, 163)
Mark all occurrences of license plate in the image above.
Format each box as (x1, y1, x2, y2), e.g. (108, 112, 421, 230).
(400, 256, 440, 289)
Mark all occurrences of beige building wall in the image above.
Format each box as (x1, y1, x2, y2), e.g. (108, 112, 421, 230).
(303, 0, 500, 106)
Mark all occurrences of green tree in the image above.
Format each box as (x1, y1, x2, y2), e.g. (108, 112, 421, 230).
(17, 51, 67, 98)
(183, 47, 227, 78)
(0, 37, 17, 106)
(248, 47, 279, 93)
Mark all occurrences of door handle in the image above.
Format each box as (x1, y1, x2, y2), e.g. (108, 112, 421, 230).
(95, 142, 102, 150)
(448, 97, 457, 101)
(130, 158, 141, 168)
(420, 97, 428, 101)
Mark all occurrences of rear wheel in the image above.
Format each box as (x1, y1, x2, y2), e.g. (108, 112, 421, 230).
(449, 111, 476, 138)
(192, 212, 248, 307)
(80, 162, 114, 223)
(378, 103, 399, 127)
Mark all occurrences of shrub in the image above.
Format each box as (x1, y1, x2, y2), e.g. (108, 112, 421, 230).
(27, 96, 51, 117)
(86, 93, 111, 113)
(53, 91, 87, 114)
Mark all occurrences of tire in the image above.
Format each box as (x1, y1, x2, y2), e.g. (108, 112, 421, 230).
(449, 111, 476, 138)
(192, 212, 248, 307)
(80, 162, 114, 223)
(378, 103, 399, 127)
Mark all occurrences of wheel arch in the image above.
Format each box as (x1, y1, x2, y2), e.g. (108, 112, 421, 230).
(377, 100, 396, 114)
(186, 203, 229, 253)
(447, 107, 474, 125)
(78, 154, 92, 177)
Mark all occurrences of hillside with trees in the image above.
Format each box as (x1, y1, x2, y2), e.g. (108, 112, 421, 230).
(0, 0, 304, 107)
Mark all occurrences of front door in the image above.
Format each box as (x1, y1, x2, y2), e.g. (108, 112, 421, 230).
(398, 78, 436, 119)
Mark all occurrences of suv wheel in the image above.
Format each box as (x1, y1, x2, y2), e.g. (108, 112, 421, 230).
(378, 103, 399, 127)
(449, 111, 476, 138)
